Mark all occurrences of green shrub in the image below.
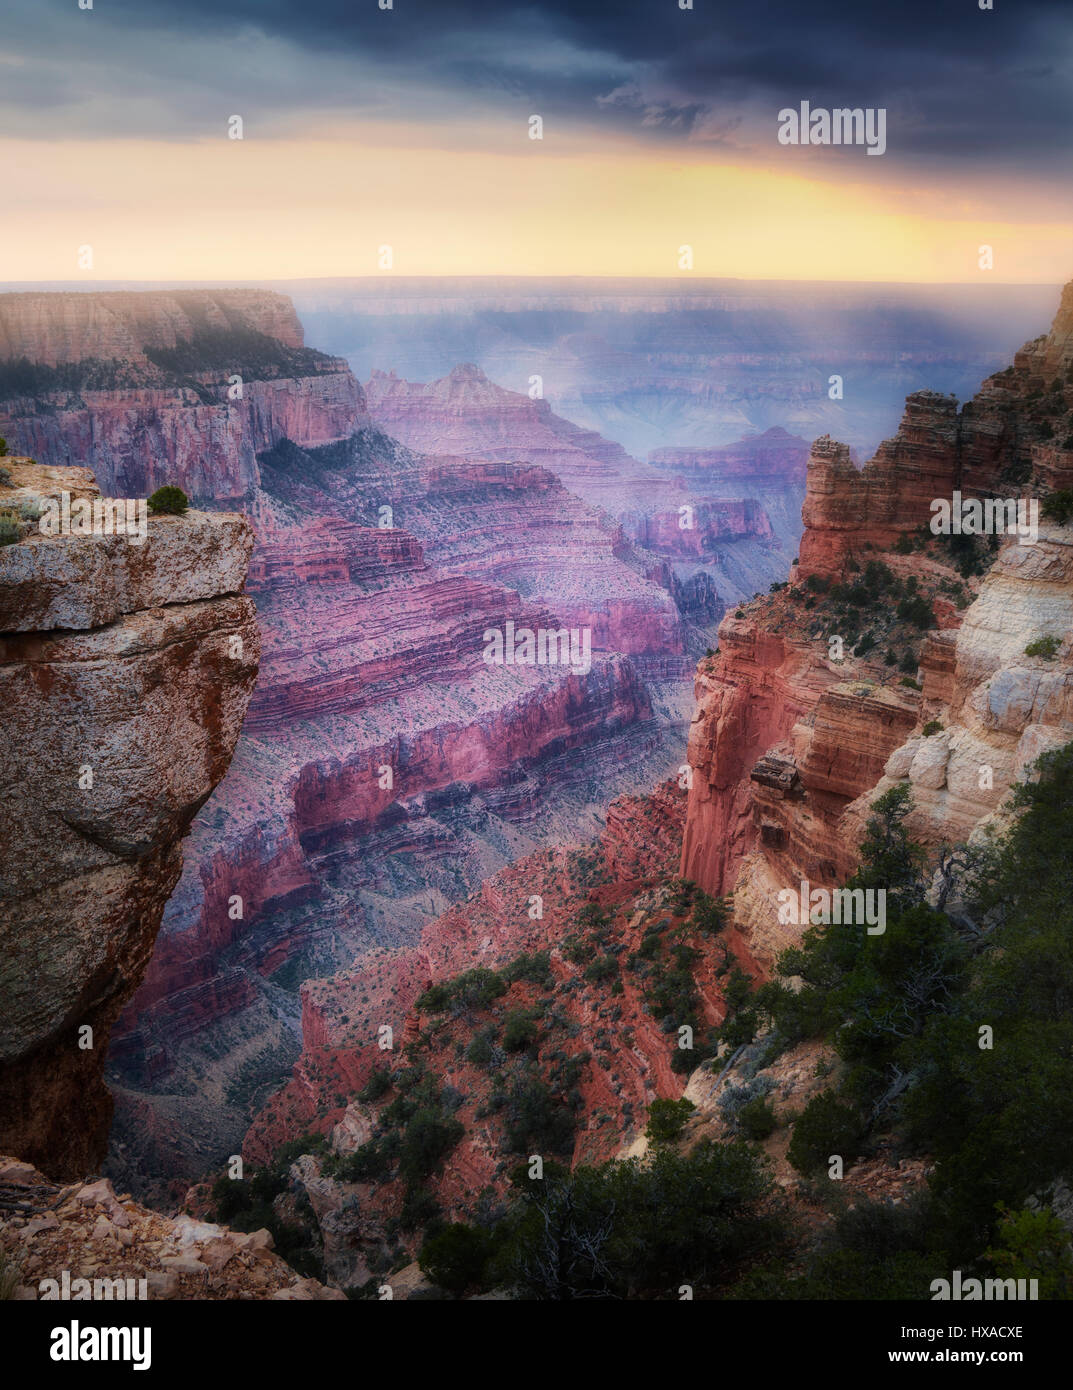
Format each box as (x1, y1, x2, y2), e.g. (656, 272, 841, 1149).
(922, 719, 943, 736)
(897, 595, 933, 629)
(576, 902, 610, 932)
(501, 950, 552, 987)
(787, 1092, 864, 1176)
(399, 1184, 442, 1232)
(0, 509, 20, 545)
(499, 1140, 776, 1298)
(984, 1205, 1073, 1301)
(146, 485, 189, 515)
(358, 1067, 392, 1103)
(755, 979, 829, 1044)
(690, 891, 727, 935)
(504, 1074, 575, 1154)
(328, 1133, 399, 1182)
(466, 1026, 499, 1067)
(902, 742, 1073, 1254)
(1025, 634, 1061, 659)
(670, 1043, 713, 1074)
(398, 1109, 464, 1182)
(451, 968, 508, 1010)
(583, 954, 618, 983)
(718, 965, 760, 1048)
(756, 1195, 937, 1299)
(418, 968, 506, 1014)
(418, 1223, 494, 1293)
(416, 982, 452, 1013)
(562, 935, 595, 965)
(631, 931, 662, 963)
(645, 1096, 696, 1146)
(737, 1095, 778, 1141)
(502, 1009, 541, 1053)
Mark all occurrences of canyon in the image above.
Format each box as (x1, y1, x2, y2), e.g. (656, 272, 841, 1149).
(0, 287, 806, 1196)
(289, 276, 1057, 460)
(201, 278, 1073, 1287)
(4, 277, 1071, 1298)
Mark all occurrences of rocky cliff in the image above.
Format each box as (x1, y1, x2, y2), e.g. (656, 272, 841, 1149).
(365, 363, 688, 518)
(0, 457, 258, 1180)
(0, 290, 365, 502)
(78, 277, 1071, 1295)
(681, 278, 1073, 964)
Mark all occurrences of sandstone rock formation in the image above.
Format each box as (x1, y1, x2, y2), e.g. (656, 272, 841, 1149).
(365, 362, 690, 517)
(845, 521, 1073, 854)
(0, 458, 258, 1180)
(681, 278, 1073, 965)
(232, 780, 770, 1276)
(242, 780, 695, 1172)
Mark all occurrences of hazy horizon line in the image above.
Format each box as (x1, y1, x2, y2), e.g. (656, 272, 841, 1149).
(0, 275, 1062, 291)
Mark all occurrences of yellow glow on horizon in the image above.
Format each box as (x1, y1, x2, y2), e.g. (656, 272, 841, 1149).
(1, 131, 1069, 283)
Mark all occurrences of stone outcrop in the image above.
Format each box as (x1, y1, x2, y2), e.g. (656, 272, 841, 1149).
(845, 522, 1073, 853)
(0, 1157, 342, 1300)
(0, 289, 305, 366)
(0, 458, 258, 1180)
(797, 292, 1073, 582)
(364, 363, 680, 517)
(649, 427, 810, 486)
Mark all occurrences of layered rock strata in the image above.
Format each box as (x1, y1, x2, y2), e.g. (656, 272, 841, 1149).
(682, 280, 1073, 963)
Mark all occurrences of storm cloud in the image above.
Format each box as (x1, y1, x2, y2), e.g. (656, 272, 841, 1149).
(3, 0, 1070, 173)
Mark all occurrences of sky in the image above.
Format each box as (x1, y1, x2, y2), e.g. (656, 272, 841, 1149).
(2, 0, 1071, 282)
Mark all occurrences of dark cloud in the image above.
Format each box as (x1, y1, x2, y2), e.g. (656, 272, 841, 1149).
(5, 0, 1071, 171)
